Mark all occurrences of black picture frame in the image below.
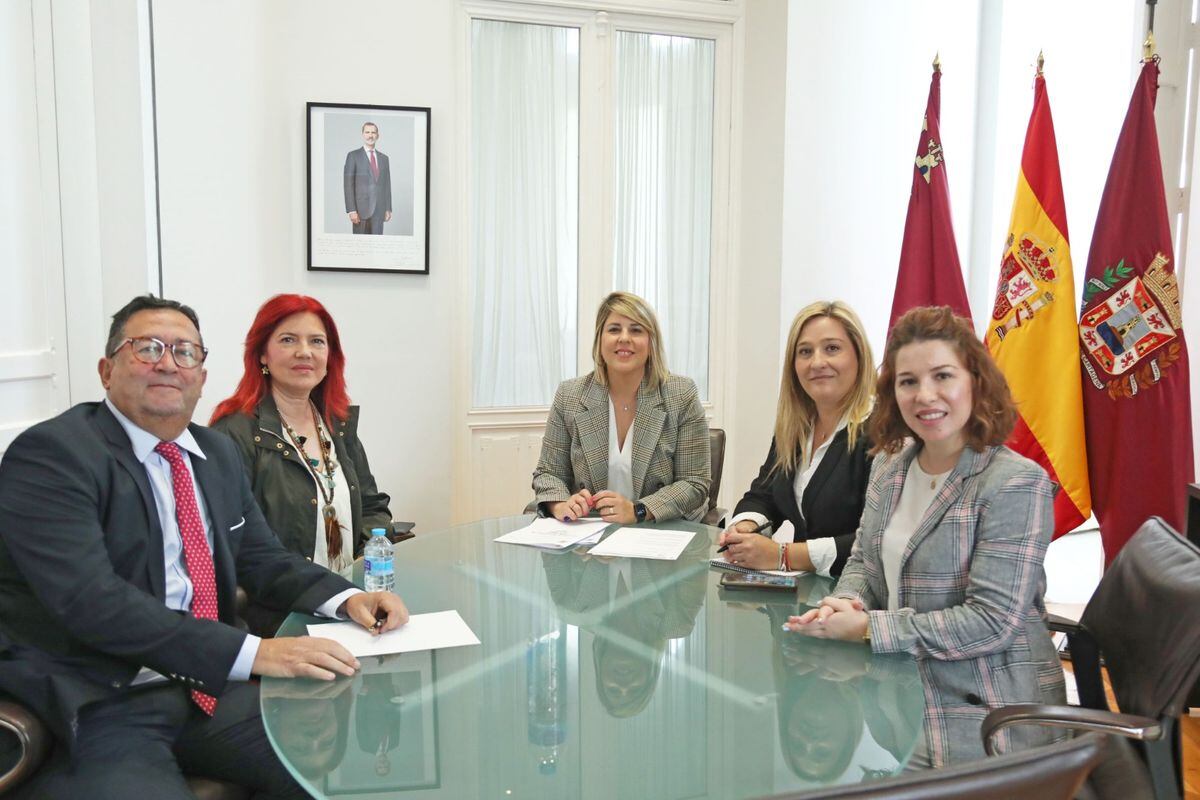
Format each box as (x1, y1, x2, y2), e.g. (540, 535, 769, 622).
(306, 102, 430, 274)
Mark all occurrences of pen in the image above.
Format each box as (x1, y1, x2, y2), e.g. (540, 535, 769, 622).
(716, 522, 767, 553)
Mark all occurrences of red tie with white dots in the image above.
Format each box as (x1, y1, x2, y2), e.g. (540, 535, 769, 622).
(154, 441, 219, 716)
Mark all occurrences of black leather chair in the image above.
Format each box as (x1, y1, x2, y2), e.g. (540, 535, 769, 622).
(0, 701, 49, 797)
(759, 732, 1107, 800)
(703, 427, 727, 526)
(981, 516, 1200, 800)
(0, 698, 250, 799)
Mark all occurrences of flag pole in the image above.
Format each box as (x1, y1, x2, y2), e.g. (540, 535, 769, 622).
(932, 52, 940, 73)
(1143, 30, 1156, 62)
(1036, 50, 1044, 78)
(1145, 0, 1157, 36)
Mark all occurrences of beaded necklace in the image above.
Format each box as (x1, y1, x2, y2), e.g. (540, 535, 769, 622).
(281, 404, 344, 560)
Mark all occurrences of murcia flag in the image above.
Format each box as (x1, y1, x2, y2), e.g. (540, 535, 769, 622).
(986, 67, 1090, 537)
(889, 64, 972, 328)
(1080, 59, 1192, 564)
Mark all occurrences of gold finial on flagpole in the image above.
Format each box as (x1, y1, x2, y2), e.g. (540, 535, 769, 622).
(933, 51, 941, 72)
(1143, 30, 1155, 62)
(1036, 50, 1044, 77)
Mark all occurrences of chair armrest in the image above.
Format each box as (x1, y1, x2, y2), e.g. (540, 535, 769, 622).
(981, 704, 1162, 755)
(0, 700, 52, 795)
(388, 521, 415, 544)
(1046, 613, 1080, 635)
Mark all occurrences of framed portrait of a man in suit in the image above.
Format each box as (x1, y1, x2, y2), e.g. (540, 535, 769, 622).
(307, 102, 430, 274)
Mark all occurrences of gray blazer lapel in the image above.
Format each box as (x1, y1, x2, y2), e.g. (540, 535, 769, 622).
(873, 445, 913, 545)
(578, 379, 610, 492)
(631, 381, 667, 497)
(900, 446, 995, 569)
(95, 404, 166, 600)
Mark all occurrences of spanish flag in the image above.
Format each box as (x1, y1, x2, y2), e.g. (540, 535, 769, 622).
(985, 67, 1090, 537)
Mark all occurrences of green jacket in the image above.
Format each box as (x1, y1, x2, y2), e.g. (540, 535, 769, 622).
(212, 395, 393, 559)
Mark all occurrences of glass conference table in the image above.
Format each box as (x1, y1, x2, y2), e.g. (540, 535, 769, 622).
(262, 517, 923, 800)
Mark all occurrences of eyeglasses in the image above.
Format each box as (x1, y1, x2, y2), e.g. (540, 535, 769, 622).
(109, 337, 208, 369)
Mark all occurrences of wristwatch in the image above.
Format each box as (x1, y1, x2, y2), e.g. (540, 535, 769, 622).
(633, 501, 648, 523)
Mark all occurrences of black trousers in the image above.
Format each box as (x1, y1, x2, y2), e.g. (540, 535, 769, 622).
(17, 681, 310, 800)
(351, 209, 385, 235)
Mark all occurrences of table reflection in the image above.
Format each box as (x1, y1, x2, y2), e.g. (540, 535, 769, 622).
(763, 603, 923, 785)
(262, 517, 923, 799)
(541, 531, 708, 719)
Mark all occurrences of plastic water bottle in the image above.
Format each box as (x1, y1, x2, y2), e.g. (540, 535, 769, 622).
(363, 528, 394, 593)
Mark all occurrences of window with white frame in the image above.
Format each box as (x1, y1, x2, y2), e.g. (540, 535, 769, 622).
(469, 7, 725, 409)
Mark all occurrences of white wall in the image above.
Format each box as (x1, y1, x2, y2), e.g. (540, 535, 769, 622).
(724, 0, 788, 507)
(781, 0, 1140, 361)
(150, 0, 457, 530)
(782, 1, 983, 360)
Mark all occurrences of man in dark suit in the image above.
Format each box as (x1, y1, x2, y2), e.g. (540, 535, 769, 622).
(343, 121, 392, 234)
(0, 295, 408, 799)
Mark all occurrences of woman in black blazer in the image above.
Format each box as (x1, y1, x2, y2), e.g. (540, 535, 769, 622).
(719, 301, 876, 576)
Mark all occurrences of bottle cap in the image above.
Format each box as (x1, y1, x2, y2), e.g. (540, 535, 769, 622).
(371, 527, 387, 536)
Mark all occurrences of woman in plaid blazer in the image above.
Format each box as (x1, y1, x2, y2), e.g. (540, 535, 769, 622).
(787, 307, 1066, 768)
(532, 292, 711, 524)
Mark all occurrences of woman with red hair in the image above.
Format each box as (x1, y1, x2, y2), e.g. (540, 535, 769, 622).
(212, 295, 394, 595)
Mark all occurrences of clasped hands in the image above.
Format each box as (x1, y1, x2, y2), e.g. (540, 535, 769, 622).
(550, 488, 636, 524)
(783, 596, 870, 643)
(251, 591, 408, 681)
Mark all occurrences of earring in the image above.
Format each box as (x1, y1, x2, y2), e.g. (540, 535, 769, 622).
(261, 365, 270, 375)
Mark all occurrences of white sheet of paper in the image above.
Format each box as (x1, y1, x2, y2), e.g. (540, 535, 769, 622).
(307, 610, 480, 657)
(494, 517, 610, 549)
(585, 527, 697, 561)
(575, 527, 605, 546)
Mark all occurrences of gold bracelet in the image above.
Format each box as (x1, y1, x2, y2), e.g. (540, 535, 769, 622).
(862, 616, 872, 644)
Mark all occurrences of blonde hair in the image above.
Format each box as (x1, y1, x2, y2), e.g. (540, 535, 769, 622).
(591, 292, 670, 390)
(773, 301, 876, 475)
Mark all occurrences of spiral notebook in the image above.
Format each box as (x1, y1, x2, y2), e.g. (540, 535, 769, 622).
(708, 558, 800, 578)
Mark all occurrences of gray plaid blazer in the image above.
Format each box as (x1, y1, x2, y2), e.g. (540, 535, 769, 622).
(532, 372, 711, 522)
(834, 443, 1066, 767)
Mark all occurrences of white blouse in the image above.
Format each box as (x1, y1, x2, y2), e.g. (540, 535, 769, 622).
(607, 396, 635, 501)
(880, 458, 949, 610)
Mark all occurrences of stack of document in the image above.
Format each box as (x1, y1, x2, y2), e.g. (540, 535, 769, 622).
(494, 517, 610, 549)
(586, 527, 696, 561)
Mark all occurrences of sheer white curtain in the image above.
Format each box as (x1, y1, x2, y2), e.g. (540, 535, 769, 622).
(472, 20, 579, 407)
(612, 32, 715, 398)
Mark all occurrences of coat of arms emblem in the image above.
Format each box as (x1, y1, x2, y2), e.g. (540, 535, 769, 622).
(990, 234, 1058, 340)
(1079, 253, 1183, 398)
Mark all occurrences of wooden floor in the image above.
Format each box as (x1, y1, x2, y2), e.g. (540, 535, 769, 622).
(1062, 661, 1199, 798)
(1184, 714, 1199, 800)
